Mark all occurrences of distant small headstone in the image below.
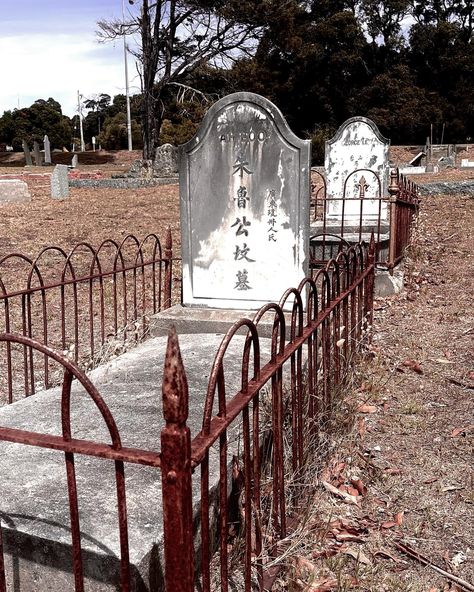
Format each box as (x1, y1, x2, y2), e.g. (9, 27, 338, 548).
(43, 135, 52, 165)
(0, 180, 31, 203)
(33, 141, 43, 166)
(179, 92, 310, 309)
(153, 144, 178, 177)
(51, 164, 69, 199)
(438, 155, 454, 168)
(71, 154, 78, 168)
(22, 140, 33, 166)
(325, 116, 389, 221)
(127, 159, 154, 179)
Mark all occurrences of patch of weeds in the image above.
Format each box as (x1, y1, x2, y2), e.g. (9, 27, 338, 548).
(398, 401, 423, 415)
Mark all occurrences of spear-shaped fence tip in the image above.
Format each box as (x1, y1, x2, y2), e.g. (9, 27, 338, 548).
(162, 325, 189, 425)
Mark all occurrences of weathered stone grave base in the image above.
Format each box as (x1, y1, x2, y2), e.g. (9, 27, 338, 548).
(374, 265, 404, 296)
(309, 221, 390, 263)
(150, 305, 293, 338)
(0, 333, 272, 592)
(0, 180, 31, 204)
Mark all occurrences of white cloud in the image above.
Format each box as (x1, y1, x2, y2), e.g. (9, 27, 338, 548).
(0, 31, 140, 117)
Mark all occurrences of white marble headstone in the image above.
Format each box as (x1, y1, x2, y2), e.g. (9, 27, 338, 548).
(179, 92, 310, 310)
(325, 117, 389, 221)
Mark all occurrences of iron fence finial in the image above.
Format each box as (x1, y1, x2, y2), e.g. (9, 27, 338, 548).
(162, 325, 188, 425)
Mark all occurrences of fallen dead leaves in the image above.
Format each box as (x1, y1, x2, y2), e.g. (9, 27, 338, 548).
(397, 359, 424, 374)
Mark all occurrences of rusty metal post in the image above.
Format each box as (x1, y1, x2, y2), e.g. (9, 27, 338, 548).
(161, 326, 194, 592)
(388, 169, 399, 273)
(164, 228, 173, 310)
(365, 234, 376, 335)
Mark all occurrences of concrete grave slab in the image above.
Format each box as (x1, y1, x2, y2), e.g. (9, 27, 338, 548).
(325, 116, 389, 221)
(179, 92, 310, 310)
(0, 333, 273, 591)
(0, 180, 31, 204)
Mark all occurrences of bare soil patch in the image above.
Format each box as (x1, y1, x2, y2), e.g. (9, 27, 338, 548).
(0, 179, 180, 259)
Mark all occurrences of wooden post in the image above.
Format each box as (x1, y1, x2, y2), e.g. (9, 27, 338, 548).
(161, 326, 194, 592)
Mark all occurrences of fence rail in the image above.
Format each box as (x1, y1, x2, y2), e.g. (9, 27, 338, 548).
(0, 230, 178, 404)
(310, 167, 419, 271)
(388, 169, 420, 269)
(0, 238, 375, 591)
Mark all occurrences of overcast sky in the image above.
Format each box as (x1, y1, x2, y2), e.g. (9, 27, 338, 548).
(0, 0, 141, 117)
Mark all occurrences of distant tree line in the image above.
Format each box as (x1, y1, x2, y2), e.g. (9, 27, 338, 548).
(1, 0, 472, 161)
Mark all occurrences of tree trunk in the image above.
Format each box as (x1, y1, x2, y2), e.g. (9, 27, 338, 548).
(142, 86, 157, 160)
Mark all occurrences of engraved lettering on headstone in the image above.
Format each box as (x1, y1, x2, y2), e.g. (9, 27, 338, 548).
(235, 186, 250, 208)
(231, 216, 251, 236)
(233, 243, 255, 262)
(267, 189, 278, 242)
(232, 157, 253, 179)
(235, 269, 252, 291)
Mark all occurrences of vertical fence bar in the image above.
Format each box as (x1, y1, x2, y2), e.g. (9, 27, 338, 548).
(161, 327, 194, 592)
(388, 169, 399, 272)
(365, 235, 376, 334)
(164, 228, 173, 310)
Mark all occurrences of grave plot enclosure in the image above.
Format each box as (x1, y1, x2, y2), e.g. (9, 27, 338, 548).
(179, 92, 310, 310)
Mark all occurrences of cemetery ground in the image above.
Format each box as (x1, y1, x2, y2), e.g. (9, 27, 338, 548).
(0, 152, 472, 590)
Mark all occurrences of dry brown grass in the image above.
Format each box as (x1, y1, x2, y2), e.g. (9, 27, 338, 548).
(267, 191, 474, 591)
(0, 151, 473, 589)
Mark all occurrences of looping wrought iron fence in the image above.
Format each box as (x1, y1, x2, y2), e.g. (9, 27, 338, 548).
(0, 230, 178, 404)
(0, 238, 375, 592)
(310, 167, 419, 271)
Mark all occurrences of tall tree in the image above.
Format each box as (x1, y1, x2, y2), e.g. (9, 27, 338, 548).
(361, 0, 410, 47)
(98, 0, 265, 158)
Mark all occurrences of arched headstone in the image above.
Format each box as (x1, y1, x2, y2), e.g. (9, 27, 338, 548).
(179, 92, 310, 309)
(325, 117, 389, 221)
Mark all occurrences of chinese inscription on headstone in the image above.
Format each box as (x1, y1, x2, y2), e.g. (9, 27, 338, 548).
(179, 92, 310, 309)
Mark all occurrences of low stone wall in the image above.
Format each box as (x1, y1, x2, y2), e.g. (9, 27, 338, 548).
(0, 172, 179, 192)
(69, 177, 178, 189)
(419, 180, 474, 195)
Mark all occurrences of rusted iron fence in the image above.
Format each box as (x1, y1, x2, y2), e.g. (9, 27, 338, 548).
(310, 167, 419, 271)
(387, 169, 420, 269)
(0, 239, 375, 591)
(0, 230, 178, 404)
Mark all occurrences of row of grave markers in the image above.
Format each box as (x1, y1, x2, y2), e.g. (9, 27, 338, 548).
(18, 93, 391, 312)
(22, 136, 52, 167)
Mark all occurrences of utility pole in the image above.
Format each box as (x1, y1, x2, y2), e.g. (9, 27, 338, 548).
(123, 0, 133, 151)
(77, 90, 85, 152)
